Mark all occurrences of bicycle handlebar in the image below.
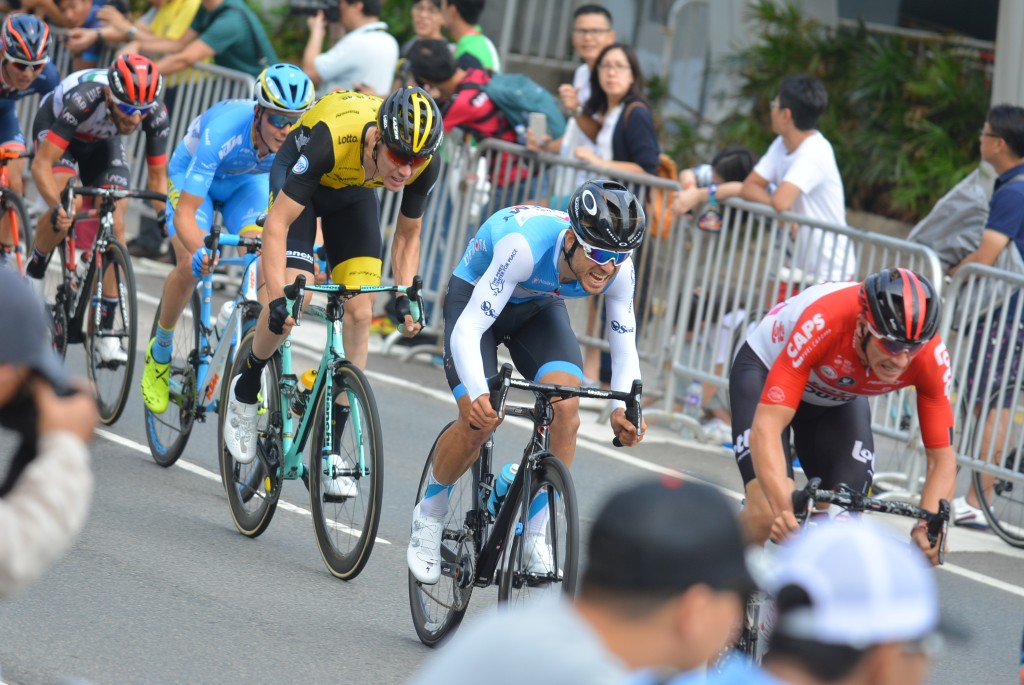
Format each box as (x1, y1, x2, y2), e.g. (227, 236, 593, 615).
(792, 477, 951, 564)
(74, 186, 167, 203)
(486, 363, 644, 447)
(0, 149, 33, 163)
(203, 226, 262, 252)
(280, 273, 426, 328)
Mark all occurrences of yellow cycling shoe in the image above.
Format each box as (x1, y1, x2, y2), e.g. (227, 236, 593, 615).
(141, 338, 171, 414)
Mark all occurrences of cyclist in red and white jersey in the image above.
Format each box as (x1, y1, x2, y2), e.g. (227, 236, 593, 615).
(730, 268, 955, 564)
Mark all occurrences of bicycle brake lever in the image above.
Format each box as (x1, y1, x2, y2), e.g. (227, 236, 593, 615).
(284, 274, 306, 326)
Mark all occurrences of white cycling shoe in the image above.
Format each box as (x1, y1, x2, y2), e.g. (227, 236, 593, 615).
(407, 502, 444, 585)
(322, 454, 357, 499)
(223, 376, 260, 465)
(522, 533, 555, 575)
(95, 335, 128, 364)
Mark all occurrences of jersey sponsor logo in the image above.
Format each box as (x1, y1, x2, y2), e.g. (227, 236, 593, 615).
(285, 249, 314, 264)
(786, 313, 826, 367)
(837, 376, 856, 387)
(292, 154, 309, 175)
(820, 365, 836, 379)
(766, 386, 785, 403)
(610, 320, 634, 334)
(933, 341, 953, 397)
(771, 320, 785, 343)
(337, 134, 358, 145)
(70, 92, 87, 110)
(218, 133, 243, 160)
(804, 382, 855, 403)
(489, 249, 516, 296)
(294, 130, 310, 150)
(851, 439, 875, 471)
(480, 301, 497, 318)
(733, 429, 751, 461)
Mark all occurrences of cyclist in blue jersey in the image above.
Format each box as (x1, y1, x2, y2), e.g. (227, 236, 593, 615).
(139, 63, 314, 415)
(0, 14, 58, 265)
(406, 179, 649, 585)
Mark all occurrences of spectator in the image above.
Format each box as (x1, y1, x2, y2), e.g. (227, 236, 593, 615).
(117, 0, 277, 78)
(573, 43, 659, 176)
(705, 520, 946, 685)
(950, 104, 1024, 529)
(740, 73, 855, 285)
(407, 477, 755, 685)
(301, 0, 398, 97)
(0, 0, 64, 28)
(0, 268, 97, 598)
(441, 0, 499, 72)
(393, 0, 447, 92)
(674, 145, 758, 215)
(61, 0, 107, 70)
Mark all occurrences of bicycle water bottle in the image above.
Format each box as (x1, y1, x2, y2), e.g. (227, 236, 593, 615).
(683, 380, 702, 418)
(290, 368, 317, 416)
(216, 301, 236, 336)
(487, 463, 518, 516)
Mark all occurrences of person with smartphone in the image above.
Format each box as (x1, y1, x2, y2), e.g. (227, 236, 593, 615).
(0, 268, 98, 598)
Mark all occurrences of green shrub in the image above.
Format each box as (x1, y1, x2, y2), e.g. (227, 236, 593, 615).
(710, 0, 989, 222)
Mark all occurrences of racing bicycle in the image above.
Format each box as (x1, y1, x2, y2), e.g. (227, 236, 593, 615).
(218, 273, 425, 581)
(0, 148, 32, 275)
(408, 362, 643, 646)
(145, 226, 262, 467)
(46, 182, 166, 424)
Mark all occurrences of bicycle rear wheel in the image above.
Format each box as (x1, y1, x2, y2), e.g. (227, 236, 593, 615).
(0, 190, 31, 276)
(46, 243, 71, 358)
(218, 328, 280, 537)
(498, 453, 579, 606)
(973, 410, 1024, 547)
(85, 240, 137, 425)
(408, 422, 478, 646)
(309, 362, 383, 580)
(144, 290, 200, 467)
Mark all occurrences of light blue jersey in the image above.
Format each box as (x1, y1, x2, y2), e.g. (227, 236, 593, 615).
(453, 205, 615, 302)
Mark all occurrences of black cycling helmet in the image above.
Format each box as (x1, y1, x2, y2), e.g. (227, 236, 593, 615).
(377, 86, 443, 158)
(567, 179, 646, 251)
(859, 267, 940, 344)
(2, 14, 49, 63)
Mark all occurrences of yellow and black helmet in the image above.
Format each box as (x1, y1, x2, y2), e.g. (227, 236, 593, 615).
(377, 86, 443, 158)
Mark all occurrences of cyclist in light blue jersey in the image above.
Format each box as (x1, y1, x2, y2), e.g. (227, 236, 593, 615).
(407, 179, 649, 585)
(140, 63, 314, 415)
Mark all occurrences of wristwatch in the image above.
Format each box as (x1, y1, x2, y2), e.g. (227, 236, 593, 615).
(125, 25, 138, 40)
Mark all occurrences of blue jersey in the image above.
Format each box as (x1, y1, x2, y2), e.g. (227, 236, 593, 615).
(0, 61, 58, 103)
(168, 99, 274, 198)
(452, 204, 615, 303)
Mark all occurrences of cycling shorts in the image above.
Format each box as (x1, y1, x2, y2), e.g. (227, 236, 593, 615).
(729, 342, 875, 493)
(441, 275, 584, 400)
(269, 152, 382, 286)
(165, 172, 268, 238)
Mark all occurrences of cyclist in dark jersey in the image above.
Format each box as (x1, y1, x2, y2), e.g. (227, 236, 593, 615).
(24, 54, 169, 363)
(0, 14, 58, 266)
(730, 268, 955, 564)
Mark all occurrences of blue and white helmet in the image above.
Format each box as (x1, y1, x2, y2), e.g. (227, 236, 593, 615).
(253, 63, 314, 113)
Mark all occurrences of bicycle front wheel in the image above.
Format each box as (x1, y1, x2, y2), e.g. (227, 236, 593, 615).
(1, 190, 31, 276)
(218, 328, 280, 537)
(85, 240, 138, 424)
(144, 290, 200, 467)
(309, 362, 383, 580)
(973, 419, 1024, 547)
(47, 242, 71, 358)
(498, 453, 579, 606)
(408, 422, 478, 647)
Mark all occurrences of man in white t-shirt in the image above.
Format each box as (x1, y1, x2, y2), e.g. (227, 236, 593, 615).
(741, 73, 855, 284)
(301, 0, 398, 96)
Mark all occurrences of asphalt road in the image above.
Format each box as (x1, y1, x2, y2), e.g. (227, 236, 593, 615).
(0, 259, 1021, 685)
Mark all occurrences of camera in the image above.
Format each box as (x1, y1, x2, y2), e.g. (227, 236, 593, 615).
(289, 0, 341, 23)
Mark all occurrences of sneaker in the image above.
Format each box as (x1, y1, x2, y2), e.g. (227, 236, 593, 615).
(141, 339, 170, 414)
(522, 533, 554, 575)
(407, 502, 443, 585)
(223, 375, 260, 465)
(321, 453, 357, 498)
(95, 334, 128, 364)
(369, 315, 397, 336)
(953, 495, 989, 529)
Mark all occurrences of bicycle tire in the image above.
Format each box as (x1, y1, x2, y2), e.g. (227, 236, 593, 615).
(218, 327, 280, 537)
(85, 240, 137, 425)
(408, 422, 478, 646)
(972, 406, 1024, 547)
(497, 453, 579, 606)
(144, 290, 200, 468)
(308, 362, 384, 580)
(1, 190, 31, 276)
(47, 242, 71, 358)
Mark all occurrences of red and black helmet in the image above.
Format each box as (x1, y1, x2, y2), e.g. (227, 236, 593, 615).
(2, 14, 50, 63)
(859, 267, 940, 345)
(107, 54, 162, 108)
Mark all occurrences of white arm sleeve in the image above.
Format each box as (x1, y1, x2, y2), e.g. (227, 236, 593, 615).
(603, 258, 642, 409)
(451, 233, 535, 401)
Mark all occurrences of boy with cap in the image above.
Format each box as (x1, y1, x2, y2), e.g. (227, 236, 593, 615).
(407, 476, 755, 685)
(0, 268, 97, 597)
(706, 520, 945, 685)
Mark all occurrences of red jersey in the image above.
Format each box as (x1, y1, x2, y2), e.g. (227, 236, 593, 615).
(745, 282, 954, 448)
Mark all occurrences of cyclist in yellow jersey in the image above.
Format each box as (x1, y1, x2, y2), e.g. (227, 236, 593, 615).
(222, 86, 444, 465)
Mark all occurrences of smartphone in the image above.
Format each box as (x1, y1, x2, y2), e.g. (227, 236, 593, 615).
(528, 111, 547, 143)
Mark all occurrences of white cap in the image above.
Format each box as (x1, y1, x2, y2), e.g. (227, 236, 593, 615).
(771, 520, 939, 648)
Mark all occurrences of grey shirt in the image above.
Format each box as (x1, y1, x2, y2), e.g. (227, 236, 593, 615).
(407, 598, 629, 685)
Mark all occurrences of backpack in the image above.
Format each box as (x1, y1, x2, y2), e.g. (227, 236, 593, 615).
(479, 72, 567, 140)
